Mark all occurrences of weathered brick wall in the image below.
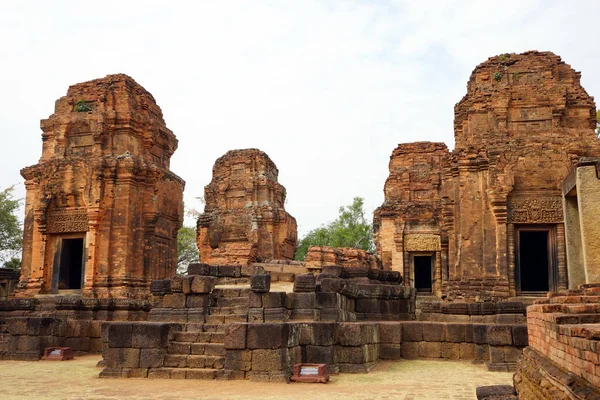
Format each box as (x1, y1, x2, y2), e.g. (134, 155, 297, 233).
(514, 286, 600, 399)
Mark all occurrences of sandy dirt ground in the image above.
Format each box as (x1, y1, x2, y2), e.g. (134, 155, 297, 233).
(0, 355, 513, 400)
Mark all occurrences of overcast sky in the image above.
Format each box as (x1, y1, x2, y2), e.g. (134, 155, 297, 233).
(1, 0, 599, 236)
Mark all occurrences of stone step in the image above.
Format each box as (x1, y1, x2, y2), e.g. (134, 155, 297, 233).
(168, 342, 225, 356)
(212, 288, 252, 298)
(209, 306, 248, 316)
(164, 354, 224, 369)
(211, 297, 249, 307)
(158, 367, 227, 380)
(205, 314, 247, 324)
(172, 331, 225, 343)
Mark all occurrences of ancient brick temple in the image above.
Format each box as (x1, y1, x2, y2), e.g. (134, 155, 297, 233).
(197, 149, 297, 265)
(16, 74, 184, 298)
(374, 51, 600, 299)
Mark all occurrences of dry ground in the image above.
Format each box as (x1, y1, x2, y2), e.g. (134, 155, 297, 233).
(0, 355, 513, 400)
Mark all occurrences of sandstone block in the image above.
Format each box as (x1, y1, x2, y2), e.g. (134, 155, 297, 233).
(186, 294, 210, 308)
(419, 341, 442, 358)
(251, 349, 286, 372)
(106, 323, 133, 348)
(105, 347, 140, 369)
(402, 322, 423, 341)
(422, 322, 445, 342)
(294, 273, 316, 293)
(315, 292, 340, 309)
(170, 276, 184, 293)
(224, 323, 247, 350)
(287, 292, 316, 309)
(306, 345, 334, 364)
(512, 325, 528, 347)
(190, 276, 215, 294)
(262, 292, 286, 308)
(441, 342, 460, 360)
(246, 323, 288, 349)
(187, 263, 210, 276)
(487, 325, 513, 346)
(149, 279, 171, 296)
(379, 343, 401, 359)
(445, 323, 467, 343)
(250, 274, 271, 293)
(378, 322, 402, 344)
(338, 323, 362, 346)
(132, 323, 169, 349)
(162, 293, 186, 308)
(310, 322, 337, 346)
(401, 342, 419, 359)
(139, 348, 164, 368)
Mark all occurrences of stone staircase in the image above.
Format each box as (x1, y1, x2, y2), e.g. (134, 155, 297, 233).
(163, 287, 250, 379)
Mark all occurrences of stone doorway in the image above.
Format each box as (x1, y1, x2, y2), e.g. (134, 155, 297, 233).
(516, 227, 557, 293)
(413, 255, 433, 293)
(52, 237, 85, 293)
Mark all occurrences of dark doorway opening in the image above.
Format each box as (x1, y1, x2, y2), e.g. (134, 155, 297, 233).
(414, 255, 432, 292)
(58, 238, 84, 290)
(518, 230, 549, 292)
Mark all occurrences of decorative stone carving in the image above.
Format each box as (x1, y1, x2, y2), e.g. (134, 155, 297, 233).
(403, 234, 441, 252)
(46, 209, 89, 233)
(197, 149, 297, 265)
(17, 74, 184, 298)
(374, 51, 600, 300)
(507, 196, 563, 223)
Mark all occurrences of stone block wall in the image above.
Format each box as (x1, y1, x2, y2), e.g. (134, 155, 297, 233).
(148, 275, 215, 324)
(246, 267, 414, 323)
(514, 285, 600, 399)
(0, 298, 150, 360)
(99, 322, 183, 378)
(218, 320, 527, 380)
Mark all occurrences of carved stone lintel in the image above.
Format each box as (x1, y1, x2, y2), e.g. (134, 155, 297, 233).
(47, 209, 89, 233)
(404, 234, 441, 252)
(507, 196, 563, 223)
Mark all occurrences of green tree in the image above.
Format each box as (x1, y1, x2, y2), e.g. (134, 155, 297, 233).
(0, 186, 22, 268)
(295, 197, 374, 261)
(177, 225, 199, 274)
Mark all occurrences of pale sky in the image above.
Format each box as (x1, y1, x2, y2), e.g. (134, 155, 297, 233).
(1, 0, 599, 236)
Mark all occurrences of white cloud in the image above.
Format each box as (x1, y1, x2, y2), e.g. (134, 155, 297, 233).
(0, 0, 599, 237)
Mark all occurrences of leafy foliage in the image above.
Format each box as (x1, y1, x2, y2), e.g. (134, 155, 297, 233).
(177, 225, 198, 274)
(0, 186, 22, 267)
(596, 109, 600, 137)
(295, 197, 374, 261)
(3, 257, 21, 270)
(74, 100, 92, 112)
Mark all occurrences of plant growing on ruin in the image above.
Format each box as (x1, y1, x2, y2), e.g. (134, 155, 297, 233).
(596, 109, 600, 137)
(74, 100, 92, 112)
(493, 72, 502, 82)
(295, 197, 374, 261)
